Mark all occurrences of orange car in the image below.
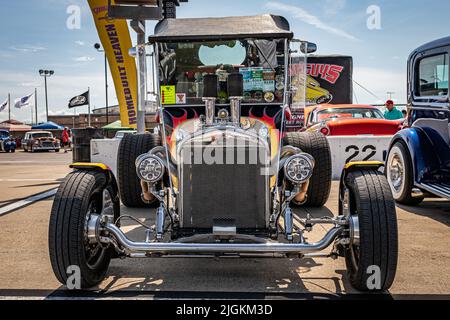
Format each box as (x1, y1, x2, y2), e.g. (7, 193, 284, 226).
(304, 104, 404, 136)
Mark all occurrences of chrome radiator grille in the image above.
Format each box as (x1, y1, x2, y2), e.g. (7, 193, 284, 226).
(179, 144, 269, 229)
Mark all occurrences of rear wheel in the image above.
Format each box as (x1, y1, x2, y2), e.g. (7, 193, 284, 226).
(49, 170, 119, 289)
(118, 133, 161, 208)
(341, 169, 398, 292)
(386, 141, 423, 205)
(284, 132, 332, 207)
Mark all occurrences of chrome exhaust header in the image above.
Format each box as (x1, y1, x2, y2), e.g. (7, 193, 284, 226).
(202, 74, 218, 126)
(229, 97, 242, 126)
(228, 73, 244, 127)
(103, 223, 343, 255)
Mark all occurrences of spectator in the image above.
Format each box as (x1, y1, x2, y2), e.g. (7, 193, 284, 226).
(384, 100, 403, 120)
(67, 129, 73, 151)
(62, 127, 70, 153)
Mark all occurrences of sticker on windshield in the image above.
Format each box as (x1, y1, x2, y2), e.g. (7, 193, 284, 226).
(161, 86, 176, 105)
(176, 93, 187, 104)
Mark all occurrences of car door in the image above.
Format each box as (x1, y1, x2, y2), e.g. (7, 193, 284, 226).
(411, 44, 450, 172)
(410, 44, 450, 133)
(23, 133, 29, 149)
(28, 134, 33, 149)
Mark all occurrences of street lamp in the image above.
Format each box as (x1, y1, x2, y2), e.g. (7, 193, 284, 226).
(94, 43, 109, 126)
(39, 69, 54, 122)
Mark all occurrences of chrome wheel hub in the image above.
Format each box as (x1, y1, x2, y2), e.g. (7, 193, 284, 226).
(341, 188, 360, 272)
(389, 153, 404, 192)
(83, 189, 115, 269)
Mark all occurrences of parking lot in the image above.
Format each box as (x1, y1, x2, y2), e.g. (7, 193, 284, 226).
(0, 150, 449, 299)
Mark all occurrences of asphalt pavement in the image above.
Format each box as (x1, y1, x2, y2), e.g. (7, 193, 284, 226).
(0, 150, 449, 299)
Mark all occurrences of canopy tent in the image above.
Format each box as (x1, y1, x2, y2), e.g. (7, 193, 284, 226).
(149, 14, 293, 42)
(102, 120, 134, 130)
(32, 121, 64, 130)
(0, 120, 32, 132)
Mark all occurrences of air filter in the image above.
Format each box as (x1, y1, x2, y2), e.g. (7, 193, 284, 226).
(227, 73, 244, 97)
(203, 74, 218, 98)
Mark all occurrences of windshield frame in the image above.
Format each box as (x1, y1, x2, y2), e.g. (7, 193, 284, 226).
(153, 37, 290, 108)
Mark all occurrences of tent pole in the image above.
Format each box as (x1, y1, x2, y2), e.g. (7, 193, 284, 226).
(35, 88, 38, 124)
(8, 93, 11, 121)
(88, 88, 91, 127)
(73, 107, 76, 129)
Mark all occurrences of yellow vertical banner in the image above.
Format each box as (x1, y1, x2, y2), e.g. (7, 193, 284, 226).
(88, 0, 138, 128)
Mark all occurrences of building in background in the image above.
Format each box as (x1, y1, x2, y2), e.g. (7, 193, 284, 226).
(48, 105, 157, 130)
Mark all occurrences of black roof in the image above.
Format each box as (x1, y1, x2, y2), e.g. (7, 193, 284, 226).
(149, 14, 293, 42)
(409, 36, 450, 59)
(415, 36, 450, 52)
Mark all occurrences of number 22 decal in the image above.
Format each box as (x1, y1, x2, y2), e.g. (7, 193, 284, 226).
(345, 145, 377, 163)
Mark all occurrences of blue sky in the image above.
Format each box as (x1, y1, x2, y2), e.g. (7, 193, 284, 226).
(0, 0, 449, 123)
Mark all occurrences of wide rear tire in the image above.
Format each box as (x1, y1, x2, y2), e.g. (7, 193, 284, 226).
(117, 133, 161, 208)
(284, 132, 332, 207)
(49, 170, 119, 289)
(342, 169, 398, 292)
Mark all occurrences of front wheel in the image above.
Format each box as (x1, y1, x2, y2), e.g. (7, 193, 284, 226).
(386, 141, 423, 205)
(49, 170, 119, 289)
(284, 132, 332, 207)
(341, 169, 398, 292)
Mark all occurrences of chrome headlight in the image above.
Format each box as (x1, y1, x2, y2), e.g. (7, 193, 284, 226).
(135, 154, 165, 183)
(284, 153, 315, 184)
(258, 127, 269, 139)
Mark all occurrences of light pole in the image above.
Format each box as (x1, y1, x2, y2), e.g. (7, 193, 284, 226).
(39, 69, 54, 122)
(94, 43, 109, 126)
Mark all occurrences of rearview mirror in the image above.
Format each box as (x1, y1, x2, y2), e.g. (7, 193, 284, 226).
(300, 42, 317, 54)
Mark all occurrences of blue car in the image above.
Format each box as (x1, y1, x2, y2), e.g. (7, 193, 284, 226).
(0, 129, 17, 153)
(386, 36, 450, 204)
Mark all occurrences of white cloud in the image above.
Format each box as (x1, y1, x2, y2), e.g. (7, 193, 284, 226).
(353, 67, 406, 104)
(265, 2, 359, 41)
(75, 41, 85, 46)
(324, 0, 346, 16)
(9, 45, 46, 53)
(73, 56, 95, 62)
(0, 71, 117, 124)
(18, 82, 41, 88)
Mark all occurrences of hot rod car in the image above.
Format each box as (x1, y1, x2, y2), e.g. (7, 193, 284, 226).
(386, 36, 450, 204)
(305, 104, 403, 136)
(49, 14, 398, 292)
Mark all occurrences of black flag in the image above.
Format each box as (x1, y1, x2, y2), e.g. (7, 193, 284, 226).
(68, 91, 89, 108)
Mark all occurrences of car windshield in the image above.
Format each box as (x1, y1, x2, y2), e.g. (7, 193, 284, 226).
(32, 133, 52, 138)
(0, 131, 8, 138)
(158, 39, 286, 105)
(315, 108, 384, 123)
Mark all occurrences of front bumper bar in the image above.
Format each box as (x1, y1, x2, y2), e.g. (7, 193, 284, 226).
(104, 223, 344, 255)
